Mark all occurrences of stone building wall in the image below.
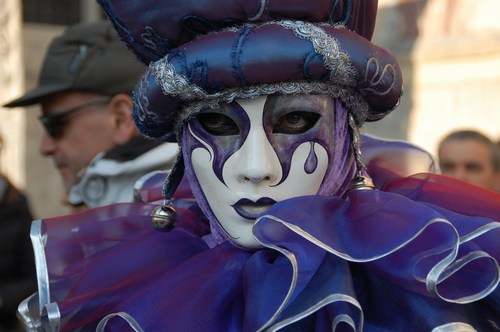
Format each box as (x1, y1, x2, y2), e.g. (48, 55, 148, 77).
(367, 0, 500, 156)
(0, 0, 25, 187)
(22, 24, 67, 218)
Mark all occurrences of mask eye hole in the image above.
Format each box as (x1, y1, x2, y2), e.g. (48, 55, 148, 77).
(196, 112, 239, 136)
(273, 111, 320, 135)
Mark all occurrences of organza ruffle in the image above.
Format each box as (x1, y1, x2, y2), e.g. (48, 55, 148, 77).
(27, 174, 499, 331)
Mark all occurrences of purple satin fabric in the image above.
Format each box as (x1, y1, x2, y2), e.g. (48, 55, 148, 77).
(35, 173, 499, 331)
(132, 22, 402, 141)
(97, 0, 379, 64)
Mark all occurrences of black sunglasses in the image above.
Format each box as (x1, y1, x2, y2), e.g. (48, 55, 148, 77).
(39, 98, 111, 138)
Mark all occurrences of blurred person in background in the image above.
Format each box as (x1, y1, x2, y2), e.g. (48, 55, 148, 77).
(438, 129, 500, 192)
(4, 21, 178, 213)
(0, 133, 36, 332)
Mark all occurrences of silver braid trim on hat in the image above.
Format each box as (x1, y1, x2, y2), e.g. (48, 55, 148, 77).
(150, 59, 207, 100)
(279, 20, 357, 87)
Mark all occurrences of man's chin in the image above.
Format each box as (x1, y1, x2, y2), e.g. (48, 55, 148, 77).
(59, 174, 79, 193)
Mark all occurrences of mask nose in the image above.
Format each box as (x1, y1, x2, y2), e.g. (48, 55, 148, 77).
(236, 127, 281, 185)
(242, 173, 272, 183)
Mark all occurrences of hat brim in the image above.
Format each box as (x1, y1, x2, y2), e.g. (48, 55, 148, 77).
(3, 83, 73, 108)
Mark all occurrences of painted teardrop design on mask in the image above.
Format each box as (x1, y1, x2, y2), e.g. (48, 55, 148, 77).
(304, 142, 318, 174)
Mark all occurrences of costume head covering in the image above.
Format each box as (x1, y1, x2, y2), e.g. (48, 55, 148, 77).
(98, 0, 402, 141)
(98, 0, 403, 244)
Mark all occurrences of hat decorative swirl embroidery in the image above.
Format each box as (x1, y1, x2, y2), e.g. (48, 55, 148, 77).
(141, 26, 172, 57)
(247, 0, 266, 21)
(361, 57, 398, 97)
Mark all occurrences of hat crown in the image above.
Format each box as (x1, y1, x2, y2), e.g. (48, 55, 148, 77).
(3, 21, 145, 108)
(98, 0, 379, 64)
(39, 21, 143, 94)
(96, 0, 402, 142)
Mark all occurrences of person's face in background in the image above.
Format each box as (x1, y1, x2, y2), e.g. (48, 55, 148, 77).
(184, 94, 337, 248)
(39, 91, 118, 192)
(439, 138, 499, 191)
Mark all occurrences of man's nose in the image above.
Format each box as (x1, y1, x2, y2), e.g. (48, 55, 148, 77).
(40, 132, 56, 156)
(448, 167, 468, 182)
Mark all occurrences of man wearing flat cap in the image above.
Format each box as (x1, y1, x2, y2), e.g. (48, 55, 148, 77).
(4, 21, 177, 211)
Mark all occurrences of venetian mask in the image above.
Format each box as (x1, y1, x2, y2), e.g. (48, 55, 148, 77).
(183, 94, 352, 249)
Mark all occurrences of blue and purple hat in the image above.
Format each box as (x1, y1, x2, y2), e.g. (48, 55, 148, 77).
(97, 0, 402, 142)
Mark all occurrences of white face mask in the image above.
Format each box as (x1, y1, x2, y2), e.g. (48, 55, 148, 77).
(185, 94, 335, 248)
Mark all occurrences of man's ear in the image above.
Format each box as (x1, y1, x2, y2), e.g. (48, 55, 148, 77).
(108, 93, 138, 145)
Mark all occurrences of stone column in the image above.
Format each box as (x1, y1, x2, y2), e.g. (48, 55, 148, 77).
(0, 0, 25, 187)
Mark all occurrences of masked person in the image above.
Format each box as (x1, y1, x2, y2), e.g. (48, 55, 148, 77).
(4, 21, 178, 211)
(18, 1, 499, 331)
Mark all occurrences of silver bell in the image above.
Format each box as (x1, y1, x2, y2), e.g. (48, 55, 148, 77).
(151, 205, 176, 232)
(345, 176, 375, 194)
